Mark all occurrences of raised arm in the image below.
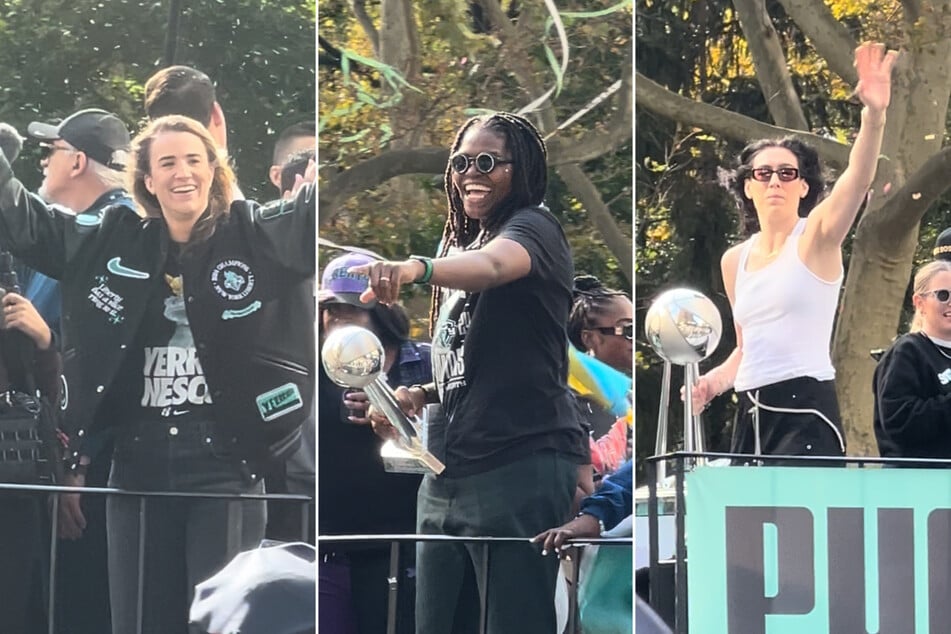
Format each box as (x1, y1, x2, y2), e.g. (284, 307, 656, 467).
(805, 43, 898, 251)
(0, 154, 69, 277)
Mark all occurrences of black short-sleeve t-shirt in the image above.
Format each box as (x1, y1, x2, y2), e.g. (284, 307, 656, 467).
(431, 206, 586, 475)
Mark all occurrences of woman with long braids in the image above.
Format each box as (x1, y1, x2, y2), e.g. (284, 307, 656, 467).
(354, 112, 587, 633)
(690, 43, 897, 460)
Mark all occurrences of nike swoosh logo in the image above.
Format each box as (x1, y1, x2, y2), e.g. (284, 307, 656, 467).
(106, 257, 150, 280)
(221, 300, 262, 320)
(171, 409, 189, 416)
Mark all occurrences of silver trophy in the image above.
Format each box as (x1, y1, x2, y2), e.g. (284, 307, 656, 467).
(321, 325, 445, 475)
(644, 288, 722, 476)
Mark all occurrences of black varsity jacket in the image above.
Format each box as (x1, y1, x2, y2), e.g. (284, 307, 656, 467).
(0, 154, 315, 475)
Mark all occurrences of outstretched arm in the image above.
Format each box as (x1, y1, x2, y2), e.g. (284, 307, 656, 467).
(806, 43, 899, 250)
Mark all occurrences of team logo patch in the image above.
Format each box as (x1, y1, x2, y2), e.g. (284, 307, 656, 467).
(939, 369, 951, 385)
(256, 383, 303, 422)
(210, 259, 255, 301)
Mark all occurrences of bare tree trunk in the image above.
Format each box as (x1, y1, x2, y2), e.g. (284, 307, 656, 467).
(732, 0, 809, 129)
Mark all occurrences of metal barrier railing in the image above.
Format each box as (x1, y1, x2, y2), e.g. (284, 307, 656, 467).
(644, 451, 951, 634)
(319, 533, 633, 634)
(0, 481, 313, 634)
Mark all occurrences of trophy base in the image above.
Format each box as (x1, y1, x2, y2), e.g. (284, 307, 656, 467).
(380, 439, 443, 474)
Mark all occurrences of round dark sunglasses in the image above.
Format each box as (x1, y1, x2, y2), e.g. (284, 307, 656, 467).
(450, 152, 513, 175)
(589, 323, 634, 341)
(923, 289, 951, 303)
(750, 167, 800, 182)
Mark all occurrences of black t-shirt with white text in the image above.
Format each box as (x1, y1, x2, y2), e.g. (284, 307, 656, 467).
(101, 245, 213, 426)
(431, 206, 586, 475)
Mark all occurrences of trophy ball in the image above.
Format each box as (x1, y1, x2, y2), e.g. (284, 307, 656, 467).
(644, 288, 722, 365)
(321, 325, 385, 388)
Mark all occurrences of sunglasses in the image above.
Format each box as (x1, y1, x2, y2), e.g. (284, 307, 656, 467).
(923, 289, 951, 303)
(39, 143, 76, 161)
(749, 167, 800, 182)
(589, 323, 634, 341)
(450, 152, 513, 175)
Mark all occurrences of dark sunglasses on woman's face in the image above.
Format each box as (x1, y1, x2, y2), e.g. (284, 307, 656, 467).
(923, 288, 951, 303)
(450, 152, 514, 175)
(749, 167, 800, 182)
(590, 323, 634, 341)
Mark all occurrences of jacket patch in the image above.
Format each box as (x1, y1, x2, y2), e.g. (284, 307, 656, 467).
(258, 199, 292, 221)
(221, 300, 262, 321)
(88, 276, 125, 324)
(106, 257, 150, 280)
(256, 383, 303, 422)
(211, 259, 255, 301)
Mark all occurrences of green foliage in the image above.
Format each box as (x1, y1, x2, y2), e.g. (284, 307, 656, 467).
(0, 0, 315, 202)
(319, 0, 632, 305)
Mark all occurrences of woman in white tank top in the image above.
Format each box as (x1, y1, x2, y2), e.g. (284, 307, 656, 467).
(690, 43, 898, 459)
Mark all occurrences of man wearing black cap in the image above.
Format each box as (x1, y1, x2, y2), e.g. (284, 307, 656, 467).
(26, 107, 135, 634)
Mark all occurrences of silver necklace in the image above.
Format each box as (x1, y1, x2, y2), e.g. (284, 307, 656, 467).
(923, 333, 951, 360)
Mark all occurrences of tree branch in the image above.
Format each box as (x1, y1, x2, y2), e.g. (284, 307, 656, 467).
(635, 71, 850, 167)
(871, 144, 951, 236)
(317, 130, 635, 221)
(556, 163, 633, 284)
(776, 0, 858, 85)
(348, 0, 380, 57)
(900, 0, 921, 23)
(732, 0, 809, 129)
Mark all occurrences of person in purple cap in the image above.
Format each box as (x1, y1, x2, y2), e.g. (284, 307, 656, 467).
(318, 251, 430, 634)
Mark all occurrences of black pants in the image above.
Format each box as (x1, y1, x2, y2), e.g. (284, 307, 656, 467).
(0, 494, 49, 634)
(415, 451, 576, 634)
(55, 455, 112, 634)
(732, 376, 845, 463)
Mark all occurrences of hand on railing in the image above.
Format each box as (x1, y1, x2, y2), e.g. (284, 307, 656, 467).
(56, 472, 87, 540)
(532, 513, 602, 557)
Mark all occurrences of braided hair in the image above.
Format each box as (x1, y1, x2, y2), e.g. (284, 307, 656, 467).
(428, 112, 548, 331)
(567, 275, 630, 352)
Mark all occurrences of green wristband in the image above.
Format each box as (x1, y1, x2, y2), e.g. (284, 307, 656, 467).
(410, 255, 434, 284)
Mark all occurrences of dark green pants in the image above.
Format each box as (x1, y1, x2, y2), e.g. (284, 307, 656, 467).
(415, 451, 576, 634)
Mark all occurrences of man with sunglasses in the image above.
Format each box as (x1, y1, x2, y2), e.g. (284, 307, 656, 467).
(25, 107, 134, 634)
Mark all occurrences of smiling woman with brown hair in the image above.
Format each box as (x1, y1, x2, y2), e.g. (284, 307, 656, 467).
(0, 113, 315, 634)
(352, 112, 587, 633)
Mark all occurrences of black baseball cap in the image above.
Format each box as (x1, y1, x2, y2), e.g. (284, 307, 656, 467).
(27, 108, 130, 171)
(935, 228, 951, 261)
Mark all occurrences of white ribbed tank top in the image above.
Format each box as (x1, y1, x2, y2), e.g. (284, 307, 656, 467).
(733, 219, 842, 391)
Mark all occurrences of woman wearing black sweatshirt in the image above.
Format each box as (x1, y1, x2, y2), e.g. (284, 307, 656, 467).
(874, 260, 951, 461)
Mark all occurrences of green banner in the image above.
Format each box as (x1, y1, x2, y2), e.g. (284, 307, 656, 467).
(686, 465, 951, 633)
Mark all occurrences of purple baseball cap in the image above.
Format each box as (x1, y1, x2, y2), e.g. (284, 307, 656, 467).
(318, 252, 377, 308)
